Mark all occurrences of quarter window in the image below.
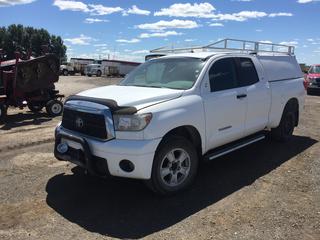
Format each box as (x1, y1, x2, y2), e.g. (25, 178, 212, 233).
(209, 58, 237, 92)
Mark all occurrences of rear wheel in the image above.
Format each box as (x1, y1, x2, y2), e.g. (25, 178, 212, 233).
(271, 104, 296, 142)
(146, 136, 199, 195)
(46, 100, 63, 117)
(28, 102, 44, 112)
(0, 103, 7, 123)
(96, 70, 102, 77)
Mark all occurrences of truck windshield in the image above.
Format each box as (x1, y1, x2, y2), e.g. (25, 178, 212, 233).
(119, 58, 206, 90)
(309, 66, 320, 74)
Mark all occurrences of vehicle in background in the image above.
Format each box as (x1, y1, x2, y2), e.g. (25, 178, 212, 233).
(54, 39, 305, 195)
(84, 63, 103, 77)
(60, 58, 94, 76)
(85, 59, 140, 77)
(304, 64, 320, 94)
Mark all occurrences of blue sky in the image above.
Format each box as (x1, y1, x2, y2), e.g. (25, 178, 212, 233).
(0, 0, 319, 63)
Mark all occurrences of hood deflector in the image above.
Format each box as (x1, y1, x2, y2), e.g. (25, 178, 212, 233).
(66, 95, 137, 115)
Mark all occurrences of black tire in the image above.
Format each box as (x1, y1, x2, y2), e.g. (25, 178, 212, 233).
(0, 103, 7, 123)
(27, 102, 44, 112)
(46, 100, 63, 117)
(146, 136, 199, 195)
(62, 69, 68, 76)
(96, 70, 102, 77)
(87, 74, 92, 77)
(271, 104, 296, 142)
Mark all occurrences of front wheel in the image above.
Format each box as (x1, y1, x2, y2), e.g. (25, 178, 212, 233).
(146, 136, 199, 195)
(46, 100, 63, 117)
(62, 69, 68, 76)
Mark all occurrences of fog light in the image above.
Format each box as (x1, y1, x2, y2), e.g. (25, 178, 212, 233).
(57, 142, 68, 154)
(119, 160, 135, 173)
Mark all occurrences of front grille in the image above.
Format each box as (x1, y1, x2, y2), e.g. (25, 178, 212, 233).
(62, 108, 108, 139)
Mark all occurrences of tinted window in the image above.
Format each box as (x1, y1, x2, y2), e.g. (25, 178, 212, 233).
(237, 58, 259, 87)
(209, 58, 237, 92)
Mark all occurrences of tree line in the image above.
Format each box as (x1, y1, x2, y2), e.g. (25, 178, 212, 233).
(0, 24, 67, 62)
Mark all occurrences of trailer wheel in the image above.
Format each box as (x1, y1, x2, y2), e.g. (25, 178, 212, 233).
(28, 102, 44, 112)
(0, 103, 7, 123)
(46, 100, 63, 117)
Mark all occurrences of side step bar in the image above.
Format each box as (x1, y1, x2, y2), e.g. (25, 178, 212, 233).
(204, 134, 266, 161)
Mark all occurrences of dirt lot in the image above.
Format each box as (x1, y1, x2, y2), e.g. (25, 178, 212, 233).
(0, 76, 319, 240)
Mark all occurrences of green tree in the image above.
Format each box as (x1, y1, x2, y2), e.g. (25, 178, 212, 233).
(0, 24, 67, 62)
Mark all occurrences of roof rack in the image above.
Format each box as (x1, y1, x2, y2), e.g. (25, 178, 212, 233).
(150, 38, 295, 55)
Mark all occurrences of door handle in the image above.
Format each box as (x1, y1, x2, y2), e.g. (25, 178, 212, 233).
(237, 94, 247, 99)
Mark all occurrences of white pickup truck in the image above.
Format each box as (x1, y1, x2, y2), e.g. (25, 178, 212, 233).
(54, 39, 305, 195)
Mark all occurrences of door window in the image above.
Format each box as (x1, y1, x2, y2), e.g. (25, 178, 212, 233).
(209, 58, 237, 92)
(236, 58, 259, 87)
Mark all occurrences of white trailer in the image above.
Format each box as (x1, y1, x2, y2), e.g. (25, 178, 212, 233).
(94, 59, 140, 77)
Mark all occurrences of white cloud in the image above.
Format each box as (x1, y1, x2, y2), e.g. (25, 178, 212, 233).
(297, 0, 314, 3)
(279, 41, 298, 45)
(131, 50, 149, 54)
(84, 18, 109, 24)
(185, 39, 197, 42)
(53, 1, 122, 15)
(307, 38, 314, 42)
(94, 43, 108, 47)
(53, 0, 89, 12)
(0, 0, 36, 7)
(88, 4, 123, 16)
(124, 5, 150, 16)
(209, 23, 224, 27)
(139, 31, 183, 38)
(212, 11, 267, 22)
(154, 3, 293, 22)
(136, 19, 199, 31)
(154, 2, 216, 18)
(116, 38, 140, 43)
(269, 12, 293, 17)
(64, 34, 95, 45)
(259, 40, 272, 44)
(256, 29, 263, 32)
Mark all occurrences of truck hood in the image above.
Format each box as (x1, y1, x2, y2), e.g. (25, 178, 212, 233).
(77, 85, 184, 110)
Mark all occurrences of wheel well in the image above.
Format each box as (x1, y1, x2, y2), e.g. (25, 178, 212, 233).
(160, 126, 202, 157)
(285, 98, 299, 126)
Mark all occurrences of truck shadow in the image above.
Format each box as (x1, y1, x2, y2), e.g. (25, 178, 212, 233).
(46, 135, 317, 239)
(0, 111, 54, 130)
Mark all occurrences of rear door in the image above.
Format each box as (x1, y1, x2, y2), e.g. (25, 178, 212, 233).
(235, 57, 270, 135)
(202, 57, 248, 151)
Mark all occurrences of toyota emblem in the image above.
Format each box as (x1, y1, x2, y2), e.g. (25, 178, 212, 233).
(75, 117, 84, 128)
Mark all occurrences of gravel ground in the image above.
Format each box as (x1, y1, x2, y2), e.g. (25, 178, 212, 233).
(0, 76, 319, 240)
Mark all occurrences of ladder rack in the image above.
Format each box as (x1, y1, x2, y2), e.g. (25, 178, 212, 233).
(150, 38, 295, 55)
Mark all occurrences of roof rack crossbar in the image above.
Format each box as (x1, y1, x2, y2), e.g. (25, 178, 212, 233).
(150, 38, 295, 55)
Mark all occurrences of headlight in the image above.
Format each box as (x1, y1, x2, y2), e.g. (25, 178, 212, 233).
(113, 113, 152, 131)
